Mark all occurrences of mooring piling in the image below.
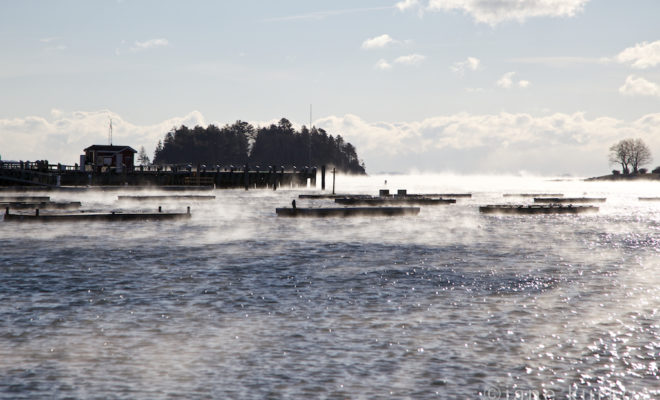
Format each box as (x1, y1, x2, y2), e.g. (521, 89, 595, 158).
(332, 168, 336, 195)
(321, 165, 326, 191)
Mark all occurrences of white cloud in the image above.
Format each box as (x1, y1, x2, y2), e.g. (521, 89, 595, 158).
(395, 0, 419, 11)
(130, 38, 169, 52)
(496, 71, 515, 88)
(617, 40, 660, 69)
(451, 56, 480, 75)
(496, 72, 530, 89)
(0, 110, 205, 163)
(374, 59, 392, 70)
(619, 75, 660, 97)
(426, 0, 590, 25)
(394, 53, 426, 66)
(362, 34, 395, 49)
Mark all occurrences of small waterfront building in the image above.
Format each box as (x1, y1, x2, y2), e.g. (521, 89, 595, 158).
(83, 145, 137, 173)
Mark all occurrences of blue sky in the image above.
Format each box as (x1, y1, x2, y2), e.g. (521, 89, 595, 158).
(2, 0, 660, 175)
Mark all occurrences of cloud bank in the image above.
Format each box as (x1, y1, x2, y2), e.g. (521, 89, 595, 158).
(3, 109, 660, 175)
(0, 110, 204, 164)
(315, 112, 660, 174)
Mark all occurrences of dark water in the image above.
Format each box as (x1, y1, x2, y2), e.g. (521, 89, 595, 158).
(1, 175, 659, 399)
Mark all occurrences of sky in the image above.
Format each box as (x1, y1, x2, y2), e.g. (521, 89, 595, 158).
(1, 0, 660, 176)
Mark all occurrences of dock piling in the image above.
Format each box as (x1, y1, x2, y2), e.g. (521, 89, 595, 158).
(332, 168, 336, 195)
(35, 209, 39, 216)
(321, 165, 326, 190)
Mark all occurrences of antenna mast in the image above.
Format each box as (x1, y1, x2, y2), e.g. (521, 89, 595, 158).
(108, 117, 113, 146)
(308, 104, 312, 166)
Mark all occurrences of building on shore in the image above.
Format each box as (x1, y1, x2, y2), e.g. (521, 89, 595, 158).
(82, 145, 137, 173)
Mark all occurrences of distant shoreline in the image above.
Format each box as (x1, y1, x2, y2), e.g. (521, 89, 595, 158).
(585, 173, 660, 181)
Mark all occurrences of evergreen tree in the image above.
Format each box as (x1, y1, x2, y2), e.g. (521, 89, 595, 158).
(151, 118, 365, 174)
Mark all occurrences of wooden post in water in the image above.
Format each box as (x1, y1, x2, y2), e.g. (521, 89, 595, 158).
(5, 207, 9, 216)
(332, 168, 336, 195)
(321, 165, 326, 191)
(244, 164, 249, 191)
(35, 209, 39, 216)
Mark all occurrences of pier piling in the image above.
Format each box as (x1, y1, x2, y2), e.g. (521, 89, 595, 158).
(321, 165, 326, 191)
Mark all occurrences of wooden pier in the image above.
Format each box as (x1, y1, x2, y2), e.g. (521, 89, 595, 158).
(0, 161, 317, 189)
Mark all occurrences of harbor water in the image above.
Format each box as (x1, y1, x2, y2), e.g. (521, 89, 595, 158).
(1, 174, 659, 399)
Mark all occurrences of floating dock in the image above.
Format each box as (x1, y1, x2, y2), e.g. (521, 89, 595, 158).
(298, 194, 370, 199)
(334, 198, 455, 205)
(276, 207, 420, 217)
(533, 197, 606, 203)
(3, 207, 191, 222)
(398, 193, 472, 198)
(503, 193, 564, 197)
(118, 195, 216, 201)
(639, 197, 660, 201)
(479, 205, 599, 215)
(1, 201, 81, 210)
(0, 196, 50, 202)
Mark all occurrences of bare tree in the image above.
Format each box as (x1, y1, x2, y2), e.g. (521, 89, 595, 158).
(629, 138, 652, 173)
(609, 138, 652, 174)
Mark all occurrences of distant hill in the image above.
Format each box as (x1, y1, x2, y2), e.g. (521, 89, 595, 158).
(153, 118, 366, 174)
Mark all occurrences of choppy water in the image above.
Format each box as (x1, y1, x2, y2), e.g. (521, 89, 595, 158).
(1, 174, 659, 399)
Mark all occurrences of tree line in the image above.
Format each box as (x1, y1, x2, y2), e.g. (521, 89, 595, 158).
(152, 118, 366, 174)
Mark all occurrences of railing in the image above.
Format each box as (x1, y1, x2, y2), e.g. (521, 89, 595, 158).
(0, 161, 318, 174)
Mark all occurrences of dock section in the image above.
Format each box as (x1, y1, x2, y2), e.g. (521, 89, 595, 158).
(118, 195, 216, 201)
(335, 198, 455, 205)
(276, 207, 420, 217)
(3, 207, 192, 222)
(1, 201, 81, 210)
(480, 205, 599, 215)
(503, 193, 564, 197)
(533, 197, 606, 203)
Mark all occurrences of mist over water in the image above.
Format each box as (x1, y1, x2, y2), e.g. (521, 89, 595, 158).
(1, 174, 659, 399)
